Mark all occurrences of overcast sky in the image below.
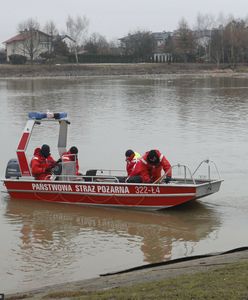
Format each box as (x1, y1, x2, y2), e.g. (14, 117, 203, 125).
(1, 0, 248, 44)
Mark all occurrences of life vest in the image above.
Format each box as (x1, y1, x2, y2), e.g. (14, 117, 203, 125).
(126, 151, 141, 175)
(62, 151, 79, 175)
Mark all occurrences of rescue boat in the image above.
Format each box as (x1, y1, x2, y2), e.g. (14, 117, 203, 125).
(2, 112, 223, 211)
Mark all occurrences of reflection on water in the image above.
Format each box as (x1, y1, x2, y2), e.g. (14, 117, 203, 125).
(2, 197, 219, 292)
(1, 74, 248, 293)
(6, 199, 219, 261)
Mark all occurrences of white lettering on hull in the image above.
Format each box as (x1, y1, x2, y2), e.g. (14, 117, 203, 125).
(31, 183, 130, 194)
(96, 185, 129, 194)
(32, 183, 73, 192)
(75, 185, 96, 193)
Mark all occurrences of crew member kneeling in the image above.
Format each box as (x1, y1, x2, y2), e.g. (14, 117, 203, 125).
(127, 149, 172, 183)
(31, 144, 56, 180)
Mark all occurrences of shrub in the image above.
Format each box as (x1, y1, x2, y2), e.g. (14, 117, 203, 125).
(9, 54, 27, 65)
(0, 50, 7, 63)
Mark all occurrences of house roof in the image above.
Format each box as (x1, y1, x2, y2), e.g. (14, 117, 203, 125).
(152, 31, 172, 41)
(4, 30, 51, 44)
(4, 33, 28, 44)
(59, 34, 76, 43)
(119, 31, 172, 42)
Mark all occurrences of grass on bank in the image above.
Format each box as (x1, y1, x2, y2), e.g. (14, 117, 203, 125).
(41, 261, 248, 300)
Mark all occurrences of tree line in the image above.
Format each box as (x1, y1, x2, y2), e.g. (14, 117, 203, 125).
(170, 14, 248, 66)
(2, 13, 248, 65)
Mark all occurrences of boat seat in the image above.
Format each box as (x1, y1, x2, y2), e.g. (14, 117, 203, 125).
(54, 161, 77, 181)
(116, 176, 127, 183)
(84, 169, 97, 182)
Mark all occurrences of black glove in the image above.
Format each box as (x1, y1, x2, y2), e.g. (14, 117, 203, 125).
(45, 167, 51, 173)
(164, 176, 171, 183)
(51, 163, 62, 175)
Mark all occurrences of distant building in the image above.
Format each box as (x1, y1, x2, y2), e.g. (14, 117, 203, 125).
(152, 31, 172, 49)
(194, 29, 212, 48)
(55, 34, 76, 49)
(119, 31, 173, 63)
(3, 30, 52, 62)
(152, 31, 173, 62)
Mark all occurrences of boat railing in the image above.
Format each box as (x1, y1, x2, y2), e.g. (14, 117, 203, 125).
(51, 160, 221, 184)
(156, 159, 221, 184)
(84, 175, 120, 183)
(52, 166, 125, 182)
(192, 159, 221, 180)
(62, 161, 76, 179)
(155, 164, 196, 184)
(52, 173, 121, 182)
(86, 169, 126, 176)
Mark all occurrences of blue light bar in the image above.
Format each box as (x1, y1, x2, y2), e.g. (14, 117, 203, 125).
(28, 112, 67, 120)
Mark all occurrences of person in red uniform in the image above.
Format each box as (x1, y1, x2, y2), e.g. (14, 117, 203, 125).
(127, 149, 172, 183)
(61, 146, 80, 175)
(30, 144, 56, 180)
(125, 149, 141, 176)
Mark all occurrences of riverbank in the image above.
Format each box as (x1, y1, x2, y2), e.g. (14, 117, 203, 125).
(5, 248, 248, 299)
(0, 63, 247, 78)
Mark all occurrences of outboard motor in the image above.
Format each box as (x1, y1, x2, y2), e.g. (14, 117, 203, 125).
(5, 159, 21, 179)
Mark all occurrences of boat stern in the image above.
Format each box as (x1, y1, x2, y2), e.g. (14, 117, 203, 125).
(195, 179, 223, 200)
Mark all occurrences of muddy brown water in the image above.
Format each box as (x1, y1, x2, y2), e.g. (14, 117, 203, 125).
(0, 75, 248, 293)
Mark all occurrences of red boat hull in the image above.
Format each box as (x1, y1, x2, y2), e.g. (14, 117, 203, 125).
(3, 179, 197, 210)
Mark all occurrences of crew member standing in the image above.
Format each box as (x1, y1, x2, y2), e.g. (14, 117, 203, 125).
(62, 146, 80, 175)
(30, 144, 56, 180)
(127, 149, 172, 183)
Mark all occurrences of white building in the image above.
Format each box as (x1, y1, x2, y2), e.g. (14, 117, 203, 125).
(4, 30, 52, 62)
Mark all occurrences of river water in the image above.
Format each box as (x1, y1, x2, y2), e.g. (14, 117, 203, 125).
(0, 74, 248, 294)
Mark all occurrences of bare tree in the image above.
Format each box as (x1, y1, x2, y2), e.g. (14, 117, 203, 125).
(195, 13, 215, 31)
(84, 33, 110, 55)
(43, 21, 58, 37)
(66, 15, 89, 63)
(121, 30, 155, 59)
(174, 19, 196, 62)
(223, 19, 248, 65)
(108, 39, 121, 55)
(17, 18, 49, 62)
(18, 18, 40, 33)
(214, 13, 228, 64)
(43, 21, 58, 55)
(194, 13, 215, 61)
(209, 28, 223, 66)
